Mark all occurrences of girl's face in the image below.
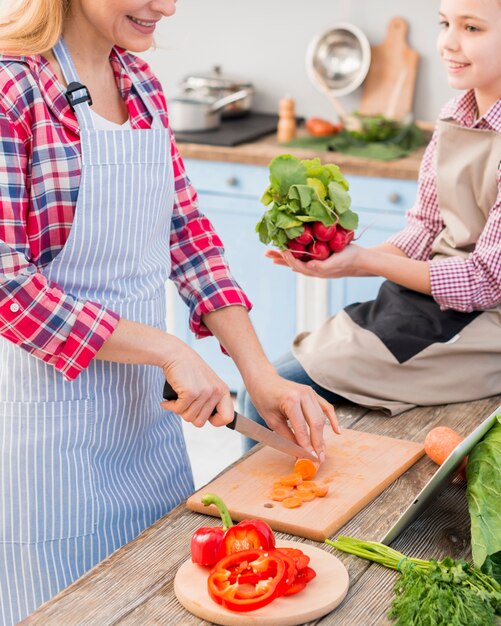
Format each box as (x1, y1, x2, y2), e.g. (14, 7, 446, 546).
(67, 0, 177, 52)
(437, 0, 501, 107)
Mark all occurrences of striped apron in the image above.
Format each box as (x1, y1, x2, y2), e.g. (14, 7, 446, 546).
(292, 119, 501, 415)
(0, 39, 193, 625)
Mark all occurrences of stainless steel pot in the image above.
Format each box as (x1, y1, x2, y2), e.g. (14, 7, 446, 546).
(168, 90, 251, 132)
(179, 66, 255, 118)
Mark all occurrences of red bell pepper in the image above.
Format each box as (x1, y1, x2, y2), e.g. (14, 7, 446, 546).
(190, 494, 234, 566)
(207, 549, 289, 612)
(191, 494, 276, 567)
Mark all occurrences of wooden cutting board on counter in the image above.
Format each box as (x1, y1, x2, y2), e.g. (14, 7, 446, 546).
(359, 16, 420, 120)
(187, 428, 424, 541)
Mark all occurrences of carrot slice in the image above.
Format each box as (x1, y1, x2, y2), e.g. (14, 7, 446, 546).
(296, 481, 319, 492)
(295, 489, 316, 502)
(294, 458, 319, 480)
(281, 496, 303, 508)
(270, 487, 294, 502)
(311, 483, 329, 497)
(278, 473, 303, 487)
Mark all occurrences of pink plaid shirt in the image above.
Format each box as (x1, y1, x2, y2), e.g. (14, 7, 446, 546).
(0, 48, 251, 380)
(387, 91, 501, 312)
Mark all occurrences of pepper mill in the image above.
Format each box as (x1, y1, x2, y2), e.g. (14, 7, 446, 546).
(277, 96, 297, 144)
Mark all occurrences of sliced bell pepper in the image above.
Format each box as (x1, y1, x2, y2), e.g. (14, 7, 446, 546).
(222, 518, 276, 555)
(207, 549, 289, 612)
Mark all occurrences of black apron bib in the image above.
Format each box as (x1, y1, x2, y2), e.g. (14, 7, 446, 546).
(344, 280, 482, 363)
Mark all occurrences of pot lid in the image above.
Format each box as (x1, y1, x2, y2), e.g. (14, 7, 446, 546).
(181, 65, 254, 90)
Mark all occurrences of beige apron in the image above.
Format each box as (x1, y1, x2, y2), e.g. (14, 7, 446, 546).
(292, 119, 501, 415)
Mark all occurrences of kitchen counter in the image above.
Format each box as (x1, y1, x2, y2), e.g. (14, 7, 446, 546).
(21, 394, 501, 626)
(176, 126, 427, 180)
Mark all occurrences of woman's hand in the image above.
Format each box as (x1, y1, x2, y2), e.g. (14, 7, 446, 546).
(265, 245, 370, 279)
(244, 374, 339, 463)
(160, 340, 235, 428)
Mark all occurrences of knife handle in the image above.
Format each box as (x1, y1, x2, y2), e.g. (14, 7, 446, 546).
(162, 380, 237, 428)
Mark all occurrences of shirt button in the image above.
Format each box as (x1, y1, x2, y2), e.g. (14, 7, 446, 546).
(10, 303, 20, 313)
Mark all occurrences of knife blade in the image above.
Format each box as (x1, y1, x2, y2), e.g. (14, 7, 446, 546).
(162, 381, 318, 462)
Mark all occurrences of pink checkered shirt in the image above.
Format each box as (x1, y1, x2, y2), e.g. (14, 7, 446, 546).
(387, 90, 501, 312)
(0, 48, 251, 380)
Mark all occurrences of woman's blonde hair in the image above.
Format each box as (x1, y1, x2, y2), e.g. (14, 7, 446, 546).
(0, 0, 69, 56)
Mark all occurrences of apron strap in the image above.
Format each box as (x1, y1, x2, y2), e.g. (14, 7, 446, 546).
(52, 38, 163, 130)
(52, 38, 94, 129)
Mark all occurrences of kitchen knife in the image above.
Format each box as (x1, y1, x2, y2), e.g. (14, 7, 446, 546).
(162, 381, 318, 462)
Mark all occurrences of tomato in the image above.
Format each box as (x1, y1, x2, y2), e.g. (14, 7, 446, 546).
(312, 221, 337, 241)
(294, 224, 314, 246)
(305, 117, 343, 137)
(307, 240, 331, 260)
(207, 549, 288, 612)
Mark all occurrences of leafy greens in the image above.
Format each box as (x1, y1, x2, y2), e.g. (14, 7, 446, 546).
(466, 415, 501, 584)
(256, 154, 358, 250)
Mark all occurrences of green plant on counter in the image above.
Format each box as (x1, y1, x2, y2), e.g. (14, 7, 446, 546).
(326, 536, 501, 626)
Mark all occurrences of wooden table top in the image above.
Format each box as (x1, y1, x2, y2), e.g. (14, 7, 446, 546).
(22, 395, 501, 626)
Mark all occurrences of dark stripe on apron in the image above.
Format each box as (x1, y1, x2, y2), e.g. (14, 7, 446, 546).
(345, 280, 482, 363)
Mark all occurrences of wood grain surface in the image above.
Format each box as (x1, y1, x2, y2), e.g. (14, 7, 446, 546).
(21, 396, 501, 626)
(174, 540, 349, 626)
(187, 429, 424, 541)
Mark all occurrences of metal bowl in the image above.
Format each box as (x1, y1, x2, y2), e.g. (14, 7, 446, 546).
(306, 23, 371, 97)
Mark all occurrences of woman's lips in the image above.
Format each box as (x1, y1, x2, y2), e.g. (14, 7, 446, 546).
(127, 15, 158, 34)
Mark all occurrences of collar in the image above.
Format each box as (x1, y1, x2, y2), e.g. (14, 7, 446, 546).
(440, 90, 501, 132)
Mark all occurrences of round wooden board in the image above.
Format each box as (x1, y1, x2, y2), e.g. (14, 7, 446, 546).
(174, 540, 349, 626)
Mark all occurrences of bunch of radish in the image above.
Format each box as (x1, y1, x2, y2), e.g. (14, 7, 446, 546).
(287, 222, 355, 261)
(256, 154, 359, 258)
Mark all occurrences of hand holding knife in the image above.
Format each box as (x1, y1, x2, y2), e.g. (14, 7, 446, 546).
(162, 380, 318, 462)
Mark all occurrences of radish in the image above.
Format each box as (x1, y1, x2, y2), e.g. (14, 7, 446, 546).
(312, 221, 337, 242)
(287, 239, 307, 260)
(307, 240, 330, 260)
(329, 227, 354, 252)
(294, 224, 314, 246)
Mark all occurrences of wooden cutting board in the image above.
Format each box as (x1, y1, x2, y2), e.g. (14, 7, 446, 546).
(358, 16, 419, 120)
(174, 539, 349, 626)
(187, 428, 424, 541)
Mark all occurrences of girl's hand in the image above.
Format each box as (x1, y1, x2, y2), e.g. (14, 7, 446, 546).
(265, 245, 370, 279)
(160, 341, 235, 428)
(245, 373, 339, 463)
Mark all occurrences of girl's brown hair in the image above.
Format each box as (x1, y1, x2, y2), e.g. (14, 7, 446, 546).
(0, 0, 70, 55)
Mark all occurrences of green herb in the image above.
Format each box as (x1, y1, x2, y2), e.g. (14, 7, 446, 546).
(466, 415, 501, 584)
(255, 154, 358, 250)
(326, 535, 501, 625)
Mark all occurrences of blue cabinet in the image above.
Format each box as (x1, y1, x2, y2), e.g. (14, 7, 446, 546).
(171, 159, 418, 391)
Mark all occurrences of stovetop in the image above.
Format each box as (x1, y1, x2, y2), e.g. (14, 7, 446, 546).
(173, 112, 280, 147)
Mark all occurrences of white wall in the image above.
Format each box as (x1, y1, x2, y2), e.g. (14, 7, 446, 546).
(142, 0, 455, 124)
(0, 0, 455, 122)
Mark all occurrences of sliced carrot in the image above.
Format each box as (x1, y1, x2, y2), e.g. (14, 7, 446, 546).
(281, 496, 303, 508)
(296, 481, 319, 492)
(270, 487, 294, 502)
(295, 489, 316, 502)
(294, 458, 319, 480)
(311, 483, 329, 497)
(278, 473, 303, 487)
